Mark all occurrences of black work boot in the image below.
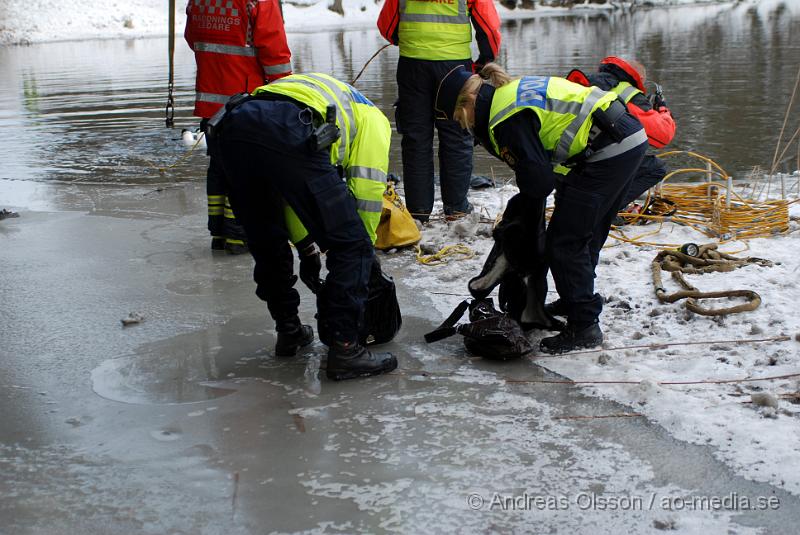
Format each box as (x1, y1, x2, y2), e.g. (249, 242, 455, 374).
(225, 240, 249, 255)
(326, 342, 397, 381)
(275, 325, 314, 357)
(211, 237, 226, 251)
(544, 298, 568, 317)
(539, 322, 603, 355)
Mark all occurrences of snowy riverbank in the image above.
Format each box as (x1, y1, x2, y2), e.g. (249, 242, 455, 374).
(1, 0, 743, 46)
(397, 179, 800, 495)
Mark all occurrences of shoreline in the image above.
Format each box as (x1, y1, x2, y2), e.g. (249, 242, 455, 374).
(0, 0, 742, 47)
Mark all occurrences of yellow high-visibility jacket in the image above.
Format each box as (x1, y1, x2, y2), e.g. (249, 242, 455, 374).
(487, 76, 618, 175)
(252, 73, 391, 245)
(398, 0, 472, 60)
(610, 81, 643, 104)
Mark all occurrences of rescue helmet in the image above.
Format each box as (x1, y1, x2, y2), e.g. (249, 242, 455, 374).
(435, 65, 474, 121)
(565, 68, 591, 87)
(600, 56, 646, 92)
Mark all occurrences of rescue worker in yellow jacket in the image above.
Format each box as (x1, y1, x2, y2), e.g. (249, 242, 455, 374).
(435, 64, 648, 354)
(207, 73, 397, 380)
(378, 0, 502, 222)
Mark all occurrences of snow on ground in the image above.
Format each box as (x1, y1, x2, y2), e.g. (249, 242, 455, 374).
(390, 174, 800, 495)
(0, 0, 737, 46)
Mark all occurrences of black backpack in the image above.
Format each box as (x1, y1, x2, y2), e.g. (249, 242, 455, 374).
(424, 298, 533, 360)
(318, 258, 402, 347)
(362, 261, 402, 345)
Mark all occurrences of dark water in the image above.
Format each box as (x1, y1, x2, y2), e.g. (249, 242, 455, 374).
(0, 1, 798, 202)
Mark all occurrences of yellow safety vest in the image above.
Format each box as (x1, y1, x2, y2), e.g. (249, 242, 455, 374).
(487, 76, 618, 175)
(610, 81, 642, 104)
(398, 0, 472, 60)
(252, 73, 391, 245)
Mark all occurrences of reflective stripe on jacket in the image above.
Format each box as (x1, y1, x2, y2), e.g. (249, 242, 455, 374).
(253, 74, 391, 244)
(579, 71, 676, 149)
(487, 76, 618, 174)
(378, 0, 501, 62)
(398, 0, 471, 60)
(611, 81, 642, 104)
(185, 0, 292, 118)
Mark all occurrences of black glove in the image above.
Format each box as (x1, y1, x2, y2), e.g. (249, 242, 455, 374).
(299, 246, 323, 294)
(650, 91, 667, 111)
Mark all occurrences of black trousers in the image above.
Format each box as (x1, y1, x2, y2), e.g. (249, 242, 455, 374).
(618, 154, 668, 209)
(546, 114, 648, 326)
(396, 56, 474, 219)
(214, 100, 373, 343)
(200, 118, 246, 242)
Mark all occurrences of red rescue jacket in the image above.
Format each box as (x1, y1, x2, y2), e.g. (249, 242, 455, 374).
(567, 67, 676, 149)
(377, 0, 501, 65)
(185, 0, 292, 118)
(627, 99, 676, 149)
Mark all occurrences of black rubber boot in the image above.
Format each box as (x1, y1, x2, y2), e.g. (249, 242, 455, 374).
(539, 322, 603, 355)
(467, 240, 509, 300)
(326, 342, 397, 381)
(225, 240, 249, 255)
(544, 298, 568, 317)
(211, 237, 226, 251)
(275, 325, 314, 357)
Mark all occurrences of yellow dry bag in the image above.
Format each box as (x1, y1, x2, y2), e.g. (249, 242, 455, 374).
(375, 182, 421, 250)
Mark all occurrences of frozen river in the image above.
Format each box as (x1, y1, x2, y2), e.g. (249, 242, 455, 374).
(1, 2, 800, 534)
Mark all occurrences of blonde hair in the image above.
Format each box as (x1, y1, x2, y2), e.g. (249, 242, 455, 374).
(452, 74, 482, 130)
(452, 63, 515, 130)
(480, 62, 514, 87)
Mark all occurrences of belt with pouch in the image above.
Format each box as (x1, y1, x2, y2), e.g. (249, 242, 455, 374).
(588, 98, 627, 147)
(205, 92, 319, 141)
(562, 99, 645, 167)
(561, 99, 625, 167)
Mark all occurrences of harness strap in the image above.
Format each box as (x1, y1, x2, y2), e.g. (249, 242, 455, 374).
(424, 299, 470, 343)
(561, 100, 645, 169)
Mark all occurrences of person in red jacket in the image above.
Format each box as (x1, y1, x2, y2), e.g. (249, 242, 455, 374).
(567, 56, 677, 215)
(185, 0, 292, 253)
(378, 0, 501, 222)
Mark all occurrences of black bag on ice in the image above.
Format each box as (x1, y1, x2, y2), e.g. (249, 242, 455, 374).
(424, 298, 532, 360)
(467, 193, 563, 331)
(318, 258, 402, 347)
(362, 259, 402, 345)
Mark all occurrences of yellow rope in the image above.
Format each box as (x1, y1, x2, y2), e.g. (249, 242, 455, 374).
(607, 151, 794, 247)
(415, 244, 476, 265)
(608, 222, 684, 248)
